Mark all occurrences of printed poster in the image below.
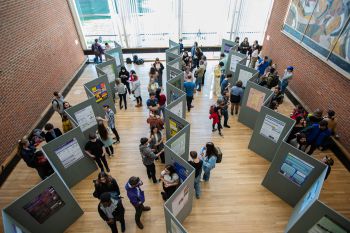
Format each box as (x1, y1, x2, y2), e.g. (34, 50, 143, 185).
(169, 119, 178, 137)
(229, 54, 241, 72)
(102, 64, 116, 83)
(55, 138, 85, 169)
(171, 185, 189, 217)
(260, 114, 286, 143)
(170, 101, 183, 118)
(91, 82, 108, 103)
(74, 105, 97, 132)
(170, 133, 186, 157)
(239, 69, 253, 87)
(246, 88, 266, 112)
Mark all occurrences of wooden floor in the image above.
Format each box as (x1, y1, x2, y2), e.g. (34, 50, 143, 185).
(0, 61, 349, 233)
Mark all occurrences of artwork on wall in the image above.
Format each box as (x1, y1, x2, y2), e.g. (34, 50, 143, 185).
(283, 0, 350, 76)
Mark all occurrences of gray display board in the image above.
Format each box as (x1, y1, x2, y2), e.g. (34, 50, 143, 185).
(167, 93, 186, 119)
(105, 46, 124, 67)
(220, 39, 237, 55)
(2, 210, 30, 233)
(233, 63, 258, 88)
(286, 200, 350, 233)
(164, 207, 188, 233)
(262, 141, 327, 206)
(248, 106, 295, 161)
(166, 81, 185, 105)
(42, 127, 97, 188)
(96, 59, 118, 95)
(225, 50, 247, 83)
(2, 174, 83, 233)
(238, 82, 273, 129)
(167, 62, 182, 82)
(164, 108, 189, 140)
(169, 40, 180, 53)
(165, 124, 190, 162)
(166, 49, 181, 64)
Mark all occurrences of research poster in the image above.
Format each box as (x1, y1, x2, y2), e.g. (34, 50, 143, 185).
(299, 179, 321, 213)
(55, 138, 85, 169)
(171, 185, 189, 217)
(308, 216, 347, 233)
(170, 219, 184, 233)
(102, 64, 116, 83)
(170, 101, 183, 118)
(259, 114, 286, 143)
(74, 105, 97, 132)
(170, 70, 177, 80)
(280, 153, 314, 187)
(169, 118, 183, 137)
(246, 88, 266, 112)
(91, 82, 108, 103)
(230, 55, 241, 72)
(23, 186, 65, 224)
(110, 51, 121, 66)
(174, 161, 189, 182)
(224, 43, 233, 54)
(170, 133, 186, 157)
(239, 69, 253, 87)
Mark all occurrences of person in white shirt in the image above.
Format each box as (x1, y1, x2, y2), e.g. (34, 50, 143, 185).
(160, 165, 179, 201)
(131, 74, 142, 107)
(98, 192, 125, 233)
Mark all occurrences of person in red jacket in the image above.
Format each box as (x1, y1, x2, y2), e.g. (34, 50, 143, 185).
(209, 106, 222, 136)
(155, 88, 166, 117)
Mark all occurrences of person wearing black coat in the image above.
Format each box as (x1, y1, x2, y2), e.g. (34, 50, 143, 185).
(44, 123, 62, 143)
(93, 172, 121, 199)
(239, 37, 250, 55)
(153, 58, 165, 87)
(119, 66, 131, 95)
(98, 192, 126, 233)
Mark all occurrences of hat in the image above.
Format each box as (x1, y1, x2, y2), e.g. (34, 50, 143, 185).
(287, 66, 294, 71)
(100, 192, 111, 202)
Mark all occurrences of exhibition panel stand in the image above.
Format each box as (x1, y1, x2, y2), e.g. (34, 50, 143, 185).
(2, 174, 83, 233)
(233, 63, 258, 88)
(96, 58, 118, 94)
(167, 93, 186, 119)
(164, 207, 188, 233)
(164, 108, 189, 141)
(166, 56, 182, 81)
(220, 39, 237, 55)
(165, 124, 191, 162)
(105, 44, 124, 67)
(225, 49, 247, 84)
(166, 77, 185, 104)
(169, 40, 180, 52)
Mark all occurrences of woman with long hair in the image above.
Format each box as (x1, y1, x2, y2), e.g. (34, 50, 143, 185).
(93, 171, 120, 199)
(160, 165, 179, 201)
(201, 142, 218, 181)
(149, 126, 165, 163)
(97, 120, 114, 157)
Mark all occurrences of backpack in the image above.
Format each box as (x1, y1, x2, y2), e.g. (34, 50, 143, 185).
(126, 58, 132, 64)
(133, 55, 139, 63)
(93, 44, 101, 55)
(267, 75, 279, 88)
(136, 58, 144, 65)
(209, 105, 215, 114)
(52, 99, 61, 111)
(215, 146, 222, 163)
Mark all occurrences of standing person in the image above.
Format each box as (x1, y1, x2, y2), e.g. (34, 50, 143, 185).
(249, 45, 259, 68)
(201, 142, 218, 181)
(279, 66, 294, 94)
(220, 91, 230, 128)
(239, 37, 250, 55)
(324, 110, 339, 138)
(131, 74, 142, 107)
(183, 79, 196, 112)
(98, 192, 125, 233)
(85, 133, 110, 172)
(102, 105, 120, 142)
(149, 126, 165, 163)
(234, 36, 240, 44)
(149, 67, 159, 85)
(61, 114, 73, 133)
(301, 120, 332, 155)
(179, 38, 184, 53)
(115, 78, 127, 110)
(52, 91, 65, 117)
(104, 42, 112, 51)
(146, 92, 160, 114)
(188, 151, 203, 199)
(97, 120, 115, 157)
(256, 56, 270, 77)
(146, 112, 164, 131)
(209, 105, 223, 136)
(194, 47, 203, 68)
(43, 123, 62, 143)
(321, 156, 334, 180)
(202, 56, 208, 85)
(220, 74, 231, 96)
(147, 77, 159, 94)
(125, 177, 151, 229)
(93, 172, 120, 199)
(155, 88, 166, 117)
(191, 42, 198, 60)
(230, 80, 244, 115)
(139, 137, 163, 184)
(92, 39, 104, 63)
(194, 60, 205, 91)
(63, 101, 72, 110)
(182, 51, 191, 67)
(184, 66, 194, 82)
(119, 66, 131, 95)
(214, 61, 225, 96)
(160, 165, 180, 201)
(153, 58, 165, 87)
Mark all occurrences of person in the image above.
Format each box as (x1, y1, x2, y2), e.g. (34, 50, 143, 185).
(101, 105, 120, 142)
(155, 88, 166, 117)
(194, 60, 205, 91)
(93, 172, 120, 199)
(146, 112, 164, 131)
(184, 66, 194, 82)
(234, 36, 240, 45)
(278, 66, 294, 94)
(92, 39, 104, 63)
(239, 37, 250, 55)
(183, 79, 196, 112)
(62, 114, 73, 133)
(139, 137, 163, 184)
(289, 132, 308, 152)
(290, 105, 307, 120)
(63, 101, 72, 110)
(179, 38, 184, 52)
(149, 126, 165, 163)
(98, 192, 125, 233)
(193, 47, 203, 68)
(256, 56, 270, 77)
(307, 109, 324, 126)
(43, 123, 62, 143)
(149, 67, 159, 85)
(287, 116, 306, 142)
(115, 78, 127, 110)
(182, 51, 191, 68)
(230, 80, 244, 115)
(321, 156, 334, 180)
(125, 177, 151, 229)
(146, 92, 160, 114)
(52, 91, 65, 117)
(191, 42, 198, 60)
(220, 74, 231, 96)
(201, 142, 218, 181)
(323, 110, 339, 137)
(147, 77, 159, 94)
(249, 44, 259, 68)
(97, 120, 115, 156)
(85, 132, 110, 172)
(188, 151, 203, 199)
(209, 105, 222, 136)
(214, 61, 225, 96)
(271, 86, 284, 104)
(104, 42, 112, 51)
(153, 58, 165, 87)
(269, 100, 279, 112)
(220, 91, 230, 128)
(118, 66, 131, 95)
(301, 120, 332, 155)
(131, 74, 142, 107)
(202, 56, 208, 85)
(160, 165, 180, 201)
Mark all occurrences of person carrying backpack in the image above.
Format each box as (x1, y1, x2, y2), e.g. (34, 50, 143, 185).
(52, 91, 65, 117)
(200, 142, 218, 181)
(92, 39, 104, 63)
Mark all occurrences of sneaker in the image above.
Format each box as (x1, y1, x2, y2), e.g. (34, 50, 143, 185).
(219, 132, 223, 136)
(136, 222, 144, 229)
(196, 195, 200, 199)
(212, 129, 217, 132)
(142, 206, 151, 211)
(224, 125, 231, 128)
(231, 111, 234, 116)
(106, 168, 110, 172)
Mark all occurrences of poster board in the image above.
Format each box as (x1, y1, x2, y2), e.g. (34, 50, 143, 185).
(169, 40, 180, 53)
(164, 207, 188, 233)
(105, 46, 124, 67)
(96, 60, 117, 84)
(166, 49, 181, 64)
(164, 108, 188, 140)
(167, 94, 186, 119)
(220, 39, 237, 55)
(233, 63, 258, 88)
(165, 124, 190, 162)
(225, 50, 247, 82)
(167, 63, 182, 82)
(262, 141, 327, 206)
(42, 127, 97, 188)
(2, 174, 83, 233)
(259, 114, 286, 143)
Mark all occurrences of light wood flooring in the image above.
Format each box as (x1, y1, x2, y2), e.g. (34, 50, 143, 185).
(0, 61, 349, 233)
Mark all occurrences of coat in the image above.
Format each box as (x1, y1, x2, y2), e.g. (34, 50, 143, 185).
(98, 198, 125, 221)
(44, 128, 62, 143)
(125, 182, 145, 206)
(93, 178, 120, 199)
(302, 124, 331, 147)
(139, 144, 157, 166)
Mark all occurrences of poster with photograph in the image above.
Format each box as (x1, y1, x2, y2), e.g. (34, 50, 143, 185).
(171, 185, 189, 217)
(308, 216, 347, 233)
(246, 88, 266, 112)
(91, 82, 108, 103)
(23, 186, 65, 224)
(260, 115, 286, 143)
(280, 153, 314, 187)
(102, 64, 116, 83)
(74, 105, 97, 132)
(170, 101, 183, 118)
(170, 133, 186, 157)
(239, 69, 253, 87)
(229, 55, 241, 72)
(55, 138, 85, 169)
(174, 161, 189, 182)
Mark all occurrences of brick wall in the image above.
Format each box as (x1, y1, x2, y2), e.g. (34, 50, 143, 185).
(0, 0, 85, 164)
(262, 0, 350, 152)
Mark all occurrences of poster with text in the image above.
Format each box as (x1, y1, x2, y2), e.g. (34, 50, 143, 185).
(230, 55, 241, 72)
(74, 105, 97, 132)
(171, 185, 189, 217)
(280, 153, 314, 187)
(91, 82, 108, 103)
(23, 186, 65, 224)
(259, 115, 286, 143)
(170, 133, 186, 157)
(102, 64, 116, 83)
(239, 69, 253, 87)
(170, 101, 183, 118)
(55, 138, 85, 169)
(224, 43, 233, 54)
(308, 216, 347, 233)
(169, 119, 178, 137)
(246, 88, 266, 112)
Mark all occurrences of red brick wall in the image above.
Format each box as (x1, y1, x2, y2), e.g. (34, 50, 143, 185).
(262, 0, 350, 152)
(0, 0, 85, 164)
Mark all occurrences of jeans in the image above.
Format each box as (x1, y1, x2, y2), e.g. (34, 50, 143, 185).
(195, 77, 202, 91)
(280, 80, 288, 94)
(159, 105, 165, 118)
(158, 72, 163, 87)
(145, 163, 157, 183)
(111, 127, 120, 141)
(231, 103, 240, 115)
(186, 96, 193, 111)
(105, 146, 114, 156)
(194, 175, 201, 197)
(94, 54, 103, 63)
(203, 169, 211, 181)
(118, 93, 127, 109)
(134, 204, 144, 224)
(108, 217, 126, 233)
(124, 82, 131, 94)
(95, 155, 109, 172)
(222, 108, 229, 126)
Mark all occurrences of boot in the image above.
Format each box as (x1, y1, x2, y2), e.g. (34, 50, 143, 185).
(136, 221, 144, 229)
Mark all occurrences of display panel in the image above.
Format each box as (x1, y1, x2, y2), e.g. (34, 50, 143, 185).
(23, 186, 65, 224)
(101, 64, 116, 83)
(229, 55, 242, 72)
(74, 105, 97, 132)
(91, 82, 108, 103)
(280, 153, 314, 187)
(109, 51, 121, 66)
(239, 69, 253, 87)
(170, 133, 186, 156)
(171, 185, 189, 217)
(260, 115, 286, 143)
(174, 162, 189, 182)
(170, 101, 183, 118)
(54, 138, 85, 169)
(171, 219, 185, 233)
(224, 43, 234, 54)
(169, 118, 184, 137)
(246, 88, 266, 112)
(308, 216, 347, 233)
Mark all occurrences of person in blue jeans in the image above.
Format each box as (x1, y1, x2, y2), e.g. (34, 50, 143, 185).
(188, 151, 203, 199)
(256, 56, 270, 78)
(183, 79, 196, 111)
(201, 142, 218, 181)
(279, 66, 294, 94)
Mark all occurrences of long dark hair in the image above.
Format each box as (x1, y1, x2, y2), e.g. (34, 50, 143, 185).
(205, 142, 217, 158)
(165, 165, 176, 176)
(96, 171, 113, 186)
(97, 122, 108, 141)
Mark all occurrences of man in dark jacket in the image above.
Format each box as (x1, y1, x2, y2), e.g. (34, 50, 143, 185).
(98, 192, 125, 233)
(125, 177, 151, 229)
(43, 123, 62, 143)
(301, 120, 331, 155)
(139, 137, 163, 183)
(92, 38, 104, 63)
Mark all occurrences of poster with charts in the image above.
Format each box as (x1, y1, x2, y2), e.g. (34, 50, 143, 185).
(239, 69, 253, 87)
(74, 105, 97, 132)
(230, 55, 241, 72)
(246, 88, 266, 112)
(55, 138, 85, 169)
(170, 101, 183, 118)
(102, 64, 116, 83)
(171, 185, 189, 217)
(260, 114, 286, 143)
(170, 133, 186, 157)
(308, 216, 347, 233)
